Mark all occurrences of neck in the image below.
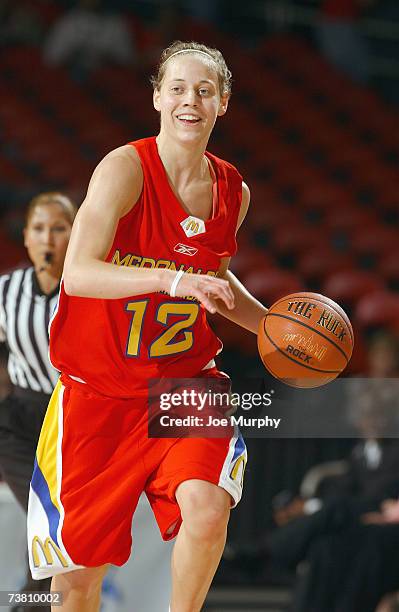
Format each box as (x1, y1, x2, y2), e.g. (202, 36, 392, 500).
(156, 132, 209, 187)
(35, 267, 61, 295)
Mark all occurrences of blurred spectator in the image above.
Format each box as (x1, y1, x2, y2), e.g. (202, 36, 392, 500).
(288, 495, 399, 611)
(264, 379, 399, 612)
(274, 331, 399, 527)
(366, 330, 399, 378)
(315, 0, 374, 83)
(43, 0, 135, 79)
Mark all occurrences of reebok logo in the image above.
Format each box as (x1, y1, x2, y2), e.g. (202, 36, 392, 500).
(174, 243, 198, 256)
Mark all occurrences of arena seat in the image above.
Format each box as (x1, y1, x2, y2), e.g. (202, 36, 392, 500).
(300, 182, 349, 212)
(354, 291, 399, 331)
(297, 248, 354, 285)
(229, 247, 274, 277)
(324, 208, 377, 234)
(350, 227, 398, 257)
(243, 269, 304, 304)
(322, 271, 385, 308)
(379, 186, 399, 217)
(379, 251, 399, 288)
(272, 224, 326, 256)
(0, 159, 28, 185)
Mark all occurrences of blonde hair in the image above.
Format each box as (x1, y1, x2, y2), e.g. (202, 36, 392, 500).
(151, 40, 232, 97)
(26, 192, 77, 225)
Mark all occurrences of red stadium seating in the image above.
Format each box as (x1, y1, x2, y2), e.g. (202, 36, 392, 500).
(272, 224, 326, 256)
(355, 291, 399, 331)
(229, 247, 274, 277)
(322, 271, 385, 307)
(351, 227, 398, 257)
(0, 26, 398, 364)
(243, 269, 304, 304)
(298, 248, 354, 284)
(379, 251, 399, 286)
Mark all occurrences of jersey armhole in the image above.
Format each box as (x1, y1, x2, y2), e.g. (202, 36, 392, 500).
(118, 143, 145, 221)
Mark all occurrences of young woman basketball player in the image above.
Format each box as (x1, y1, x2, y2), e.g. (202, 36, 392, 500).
(27, 41, 268, 612)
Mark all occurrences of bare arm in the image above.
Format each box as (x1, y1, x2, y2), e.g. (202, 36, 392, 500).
(215, 182, 268, 333)
(63, 145, 234, 313)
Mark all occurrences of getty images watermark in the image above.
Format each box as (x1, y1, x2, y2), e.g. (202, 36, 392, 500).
(150, 378, 399, 440)
(148, 378, 281, 437)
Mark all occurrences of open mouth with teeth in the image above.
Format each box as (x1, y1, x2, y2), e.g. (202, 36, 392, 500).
(176, 114, 201, 125)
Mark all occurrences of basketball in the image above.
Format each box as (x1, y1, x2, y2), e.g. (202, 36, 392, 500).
(258, 292, 354, 388)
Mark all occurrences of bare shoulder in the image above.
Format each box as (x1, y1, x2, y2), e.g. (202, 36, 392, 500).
(241, 181, 250, 207)
(86, 144, 143, 217)
(105, 143, 142, 167)
(237, 181, 250, 230)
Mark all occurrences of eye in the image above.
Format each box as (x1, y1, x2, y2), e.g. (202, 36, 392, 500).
(171, 86, 183, 94)
(199, 88, 210, 96)
(53, 225, 67, 232)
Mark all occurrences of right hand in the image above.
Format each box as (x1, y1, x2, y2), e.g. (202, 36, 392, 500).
(168, 271, 235, 314)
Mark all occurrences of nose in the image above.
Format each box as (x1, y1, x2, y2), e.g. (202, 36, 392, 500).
(183, 88, 198, 106)
(42, 227, 54, 245)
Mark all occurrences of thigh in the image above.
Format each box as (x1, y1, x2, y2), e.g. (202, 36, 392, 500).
(145, 430, 247, 540)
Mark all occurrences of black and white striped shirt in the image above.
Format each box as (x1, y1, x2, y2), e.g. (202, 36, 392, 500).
(0, 267, 59, 394)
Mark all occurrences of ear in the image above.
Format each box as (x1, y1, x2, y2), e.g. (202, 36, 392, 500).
(218, 94, 230, 117)
(153, 88, 161, 112)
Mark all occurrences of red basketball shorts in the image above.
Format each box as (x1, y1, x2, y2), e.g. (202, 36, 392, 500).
(27, 371, 247, 579)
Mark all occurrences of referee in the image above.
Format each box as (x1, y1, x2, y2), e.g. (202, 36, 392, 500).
(0, 192, 76, 612)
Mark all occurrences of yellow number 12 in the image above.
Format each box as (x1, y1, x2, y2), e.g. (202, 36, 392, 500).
(125, 300, 199, 358)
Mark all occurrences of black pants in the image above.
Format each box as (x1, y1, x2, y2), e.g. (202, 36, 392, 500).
(0, 388, 52, 611)
(291, 524, 399, 612)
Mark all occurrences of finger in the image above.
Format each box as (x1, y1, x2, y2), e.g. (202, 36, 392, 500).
(205, 287, 233, 310)
(207, 295, 217, 313)
(216, 278, 235, 305)
(211, 277, 235, 303)
(202, 280, 235, 309)
(212, 281, 234, 309)
(191, 288, 217, 314)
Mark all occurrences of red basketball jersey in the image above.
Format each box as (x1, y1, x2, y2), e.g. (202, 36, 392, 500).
(49, 137, 243, 397)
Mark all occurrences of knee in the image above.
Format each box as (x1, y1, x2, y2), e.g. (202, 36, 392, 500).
(177, 481, 230, 542)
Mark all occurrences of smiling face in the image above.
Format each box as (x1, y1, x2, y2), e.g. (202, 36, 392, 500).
(24, 203, 73, 274)
(153, 54, 229, 147)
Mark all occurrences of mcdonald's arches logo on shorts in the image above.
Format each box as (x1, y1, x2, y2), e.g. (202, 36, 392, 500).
(180, 216, 206, 238)
(230, 455, 246, 488)
(31, 536, 69, 568)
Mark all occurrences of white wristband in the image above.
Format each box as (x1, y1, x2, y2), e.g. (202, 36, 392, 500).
(170, 270, 185, 297)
